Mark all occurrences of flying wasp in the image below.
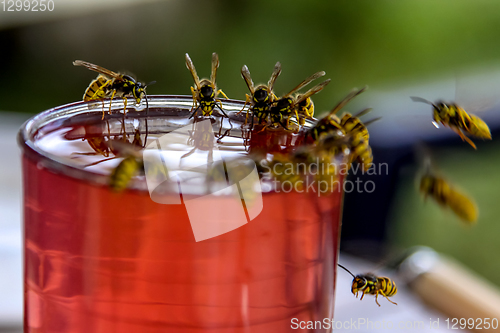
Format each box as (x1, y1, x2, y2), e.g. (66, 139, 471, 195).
(73, 60, 153, 120)
(308, 86, 367, 142)
(308, 87, 378, 172)
(270, 72, 330, 130)
(240, 62, 282, 128)
(185, 52, 230, 119)
(338, 264, 398, 307)
(410, 97, 491, 149)
(418, 150, 478, 224)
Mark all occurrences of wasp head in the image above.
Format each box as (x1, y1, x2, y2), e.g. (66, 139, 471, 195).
(133, 82, 146, 104)
(199, 80, 215, 100)
(253, 87, 269, 104)
(351, 275, 369, 295)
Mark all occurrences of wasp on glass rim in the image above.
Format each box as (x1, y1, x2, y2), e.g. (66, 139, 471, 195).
(73, 60, 153, 120)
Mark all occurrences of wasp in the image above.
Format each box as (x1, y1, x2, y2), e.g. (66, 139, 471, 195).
(105, 129, 146, 192)
(418, 153, 478, 224)
(308, 86, 367, 142)
(240, 62, 282, 128)
(73, 60, 153, 120)
(181, 117, 217, 165)
(410, 97, 491, 149)
(319, 130, 373, 173)
(338, 264, 397, 307)
(308, 87, 378, 172)
(185, 52, 230, 119)
(269, 71, 330, 130)
(75, 126, 146, 192)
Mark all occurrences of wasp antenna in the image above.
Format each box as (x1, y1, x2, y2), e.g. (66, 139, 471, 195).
(410, 96, 435, 107)
(338, 264, 356, 278)
(353, 107, 372, 118)
(145, 81, 156, 87)
(364, 117, 382, 127)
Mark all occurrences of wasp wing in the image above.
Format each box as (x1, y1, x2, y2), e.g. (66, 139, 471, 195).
(294, 79, 331, 105)
(267, 61, 282, 93)
(329, 86, 367, 115)
(410, 96, 435, 106)
(73, 60, 122, 80)
(185, 53, 201, 90)
(210, 52, 220, 85)
(283, 71, 326, 98)
(241, 65, 255, 95)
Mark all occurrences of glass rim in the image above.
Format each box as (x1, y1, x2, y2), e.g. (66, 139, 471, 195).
(17, 95, 252, 189)
(18, 94, 340, 193)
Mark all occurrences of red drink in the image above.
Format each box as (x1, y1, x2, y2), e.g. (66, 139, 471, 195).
(20, 97, 343, 332)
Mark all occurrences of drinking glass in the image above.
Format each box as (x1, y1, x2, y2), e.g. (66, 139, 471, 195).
(18, 96, 344, 332)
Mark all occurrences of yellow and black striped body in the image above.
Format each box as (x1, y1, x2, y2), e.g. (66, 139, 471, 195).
(432, 102, 491, 149)
(188, 118, 215, 151)
(351, 273, 397, 307)
(340, 112, 370, 142)
(110, 156, 143, 192)
(296, 96, 314, 125)
(309, 114, 373, 172)
(269, 96, 297, 129)
(194, 80, 218, 116)
(308, 113, 344, 142)
(83, 75, 111, 101)
(420, 174, 478, 224)
(251, 87, 276, 124)
(338, 113, 373, 172)
(80, 73, 146, 121)
(348, 131, 373, 172)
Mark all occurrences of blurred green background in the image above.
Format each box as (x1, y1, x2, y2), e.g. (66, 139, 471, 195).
(2, 0, 500, 287)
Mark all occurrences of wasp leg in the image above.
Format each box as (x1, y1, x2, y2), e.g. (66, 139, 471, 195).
(218, 115, 233, 142)
(359, 291, 366, 300)
(189, 108, 200, 119)
(249, 109, 255, 131)
(279, 120, 291, 131)
(71, 152, 105, 158)
(237, 94, 251, 114)
(454, 128, 477, 149)
(84, 157, 118, 168)
(374, 291, 381, 307)
(381, 292, 398, 306)
(108, 90, 117, 116)
(458, 110, 473, 131)
(181, 147, 196, 160)
(122, 97, 129, 139)
(101, 100, 106, 120)
(190, 86, 198, 110)
(217, 89, 229, 100)
(294, 109, 301, 126)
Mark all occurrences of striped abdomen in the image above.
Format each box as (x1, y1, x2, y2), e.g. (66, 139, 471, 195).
(83, 75, 112, 101)
(110, 156, 142, 192)
(377, 277, 397, 297)
(340, 113, 369, 142)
